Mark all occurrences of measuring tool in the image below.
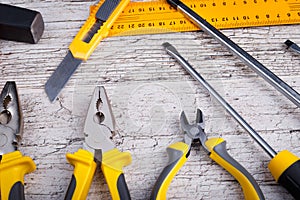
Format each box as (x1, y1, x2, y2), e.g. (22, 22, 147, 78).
(45, 0, 300, 102)
(109, 0, 300, 36)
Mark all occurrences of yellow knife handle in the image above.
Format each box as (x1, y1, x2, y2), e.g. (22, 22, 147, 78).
(101, 148, 132, 200)
(150, 142, 189, 200)
(69, 0, 130, 61)
(206, 138, 265, 200)
(65, 149, 97, 200)
(0, 151, 36, 200)
(268, 150, 300, 199)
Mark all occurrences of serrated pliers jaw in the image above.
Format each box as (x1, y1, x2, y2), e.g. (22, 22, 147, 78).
(83, 86, 115, 161)
(0, 81, 22, 155)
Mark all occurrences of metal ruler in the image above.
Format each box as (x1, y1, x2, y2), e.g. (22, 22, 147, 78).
(109, 0, 300, 36)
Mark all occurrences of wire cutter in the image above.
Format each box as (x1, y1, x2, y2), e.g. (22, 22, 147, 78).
(65, 86, 132, 200)
(0, 81, 36, 200)
(150, 109, 265, 200)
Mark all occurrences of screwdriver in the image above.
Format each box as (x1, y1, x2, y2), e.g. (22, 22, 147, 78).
(163, 42, 300, 199)
(167, 0, 300, 108)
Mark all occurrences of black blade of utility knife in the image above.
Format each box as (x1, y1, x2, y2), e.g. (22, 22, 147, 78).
(45, 51, 82, 102)
(45, 0, 121, 102)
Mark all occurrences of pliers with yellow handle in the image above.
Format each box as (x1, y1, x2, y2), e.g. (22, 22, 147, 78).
(150, 109, 265, 200)
(65, 86, 132, 200)
(0, 81, 36, 200)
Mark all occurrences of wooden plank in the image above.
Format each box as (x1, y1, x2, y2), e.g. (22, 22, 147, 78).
(0, 0, 299, 199)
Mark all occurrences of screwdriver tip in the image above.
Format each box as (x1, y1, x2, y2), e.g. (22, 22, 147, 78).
(162, 42, 180, 55)
(284, 40, 294, 49)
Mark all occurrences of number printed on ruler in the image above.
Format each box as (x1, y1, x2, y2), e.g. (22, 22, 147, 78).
(108, 0, 300, 36)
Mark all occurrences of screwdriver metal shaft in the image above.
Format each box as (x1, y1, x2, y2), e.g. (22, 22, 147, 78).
(167, 0, 300, 108)
(163, 42, 277, 158)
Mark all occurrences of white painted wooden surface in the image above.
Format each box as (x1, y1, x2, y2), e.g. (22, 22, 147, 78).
(1, 0, 300, 199)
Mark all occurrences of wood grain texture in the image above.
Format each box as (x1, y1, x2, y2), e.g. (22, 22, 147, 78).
(0, 0, 300, 199)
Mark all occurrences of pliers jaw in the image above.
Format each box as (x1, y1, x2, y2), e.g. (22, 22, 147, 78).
(83, 86, 115, 161)
(0, 81, 23, 155)
(181, 109, 209, 153)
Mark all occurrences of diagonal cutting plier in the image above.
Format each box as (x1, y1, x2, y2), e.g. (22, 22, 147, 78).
(0, 81, 36, 200)
(65, 86, 132, 200)
(150, 109, 265, 200)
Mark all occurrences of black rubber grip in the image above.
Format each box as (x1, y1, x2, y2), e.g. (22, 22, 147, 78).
(96, 0, 120, 21)
(0, 3, 44, 43)
(64, 174, 77, 200)
(150, 159, 179, 200)
(9, 181, 25, 200)
(117, 173, 131, 200)
(278, 160, 300, 199)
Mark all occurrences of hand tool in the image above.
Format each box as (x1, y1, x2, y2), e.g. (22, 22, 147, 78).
(163, 42, 300, 199)
(0, 81, 36, 200)
(0, 3, 44, 44)
(65, 86, 131, 200)
(109, 0, 300, 37)
(166, 0, 300, 108)
(150, 109, 264, 200)
(285, 40, 300, 54)
(45, 0, 129, 103)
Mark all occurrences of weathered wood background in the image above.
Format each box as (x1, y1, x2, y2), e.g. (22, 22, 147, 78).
(1, 0, 300, 199)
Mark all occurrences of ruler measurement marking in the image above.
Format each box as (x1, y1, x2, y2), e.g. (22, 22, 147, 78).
(108, 0, 300, 36)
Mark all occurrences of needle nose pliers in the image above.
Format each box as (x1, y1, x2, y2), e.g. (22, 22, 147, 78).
(151, 109, 265, 200)
(0, 81, 36, 200)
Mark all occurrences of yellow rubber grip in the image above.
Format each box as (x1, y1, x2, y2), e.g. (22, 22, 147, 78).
(65, 149, 97, 200)
(69, 0, 130, 60)
(101, 148, 132, 200)
(0, 151, 36, 200)
(268, 150, 300, 181)
(150, 142, 189, 200)
(206, 138, 264, 200)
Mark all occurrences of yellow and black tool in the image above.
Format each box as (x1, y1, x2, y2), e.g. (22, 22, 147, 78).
(0, 81, 36, 200)
(109, 0, 300, 36)
(150, 109, 265, 200)
(45, 0, 300, 103)
(163, 42, 300, 199)
(65, 86, 131, 200)
(45, 0, 130, 103)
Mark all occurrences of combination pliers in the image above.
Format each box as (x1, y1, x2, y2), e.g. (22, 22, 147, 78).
(150, 109, 265, 200)
(0, 81, 36, 200)
(65, 86, 132, 200)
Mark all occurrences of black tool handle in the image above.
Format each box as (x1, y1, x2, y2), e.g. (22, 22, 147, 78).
(0, 3, 44, 43)
(269, 150, 300, 199)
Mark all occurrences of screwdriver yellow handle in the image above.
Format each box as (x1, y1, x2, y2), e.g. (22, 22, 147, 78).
(0, 151, 36, 200)
(101, 148, 132, 200)
(206, 138, 265, 200)
(65, 149, 97, 200)
(268, 150, 300, 199)
(150, 142, 189, 200)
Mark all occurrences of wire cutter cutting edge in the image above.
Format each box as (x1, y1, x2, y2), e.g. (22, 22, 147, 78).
(0, 81, 36, 200)
(150, 109, 264, 200)
(65, 86, 132, 200)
